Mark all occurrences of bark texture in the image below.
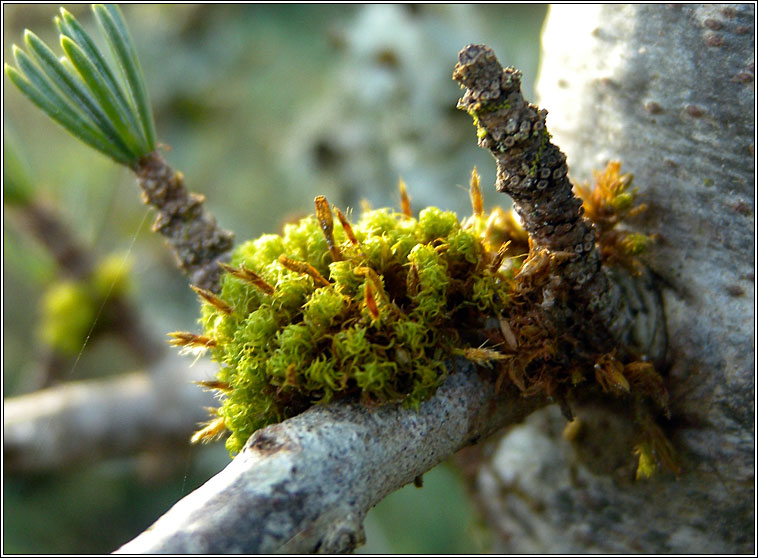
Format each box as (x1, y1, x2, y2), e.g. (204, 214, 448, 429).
(115, 363, 547, 554)
(4, 356, 216, 473)
(452, 44, 635, 357)
(136, 152, 234, 292)
(468, 4, 755, 553)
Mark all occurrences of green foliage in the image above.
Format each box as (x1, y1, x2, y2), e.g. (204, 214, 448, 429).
(91, 252, 133, 299)
(3, 6, 553, 554)
(196, 202, 512, 455)
(40, 280, 96, 355)
(5, 4, 155, 167)
(39, 252, 133, 355)
(3, 127, 35, 206)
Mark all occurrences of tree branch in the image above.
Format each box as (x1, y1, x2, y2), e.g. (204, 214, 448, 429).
(135, 151, 234, 292)
(452, 44, 632, 354)
(16, 199, 94, 279)
(465, 4, 755, 553)
(115, 362, 547, 554)
(115, 40, 672, 553)
(8, 197, 164, 389)
(3, 356, 216, 474)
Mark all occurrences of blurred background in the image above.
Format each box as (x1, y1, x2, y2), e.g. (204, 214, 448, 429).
(3, 4, 547, 553)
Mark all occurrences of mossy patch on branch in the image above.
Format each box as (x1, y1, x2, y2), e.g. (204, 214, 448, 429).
(189, 184, 515, 455)
(176, 162, 669, 471)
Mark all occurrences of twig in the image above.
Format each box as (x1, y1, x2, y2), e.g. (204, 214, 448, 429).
(453, 44, 633, 352)
(8, 198, 164, 389)
(17, 199, 94, 278)
(115, 44, 670, 554)
(115, 362, 547, 554)
(135, 151, 234, 292)
(3, 356, 216, 474)
(6, 6, 234, 292)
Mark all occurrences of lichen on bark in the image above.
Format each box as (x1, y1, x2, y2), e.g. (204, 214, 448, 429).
(453, 44, 634, 355)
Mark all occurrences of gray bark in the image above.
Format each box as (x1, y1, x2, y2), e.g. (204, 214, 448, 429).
(469, 4, 754, 553)
(4, 356, 216, 473)
(115, 363, 546, 554)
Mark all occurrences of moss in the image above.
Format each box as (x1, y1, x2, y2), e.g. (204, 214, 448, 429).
(620, 232, 652, 256)
(182, 164, 669, 472)
(634, 441, 657, 479)
(38, 251, 134, 355)
(40, 281, 96, 355)
(191, 193, 519, 455)
(574, 161, 656, 274)
(416, 207, 459, 243)
(91, 253, 133, 299)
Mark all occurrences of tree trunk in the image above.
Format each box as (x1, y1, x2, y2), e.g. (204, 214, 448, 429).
(467, 4, 754, 553)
